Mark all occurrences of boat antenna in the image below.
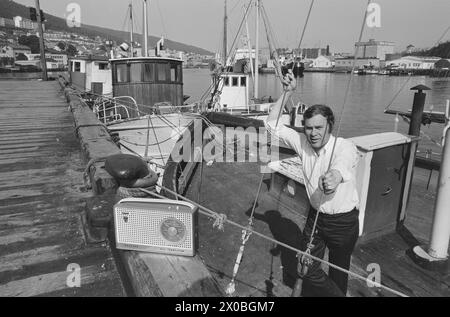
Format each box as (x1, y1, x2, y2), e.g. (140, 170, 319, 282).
(223, 0, 228, 65)
(254, 0, 260, 99)
(129, 2, 134, 57)
(143, 0, 149, 57)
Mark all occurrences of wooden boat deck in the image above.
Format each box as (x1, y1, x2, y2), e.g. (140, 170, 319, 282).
(184, 160, 449, 297)
(0, 80, 126, 296)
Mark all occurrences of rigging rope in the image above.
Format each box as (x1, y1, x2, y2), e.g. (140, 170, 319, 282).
(295, 0, 315, 54)
(155, 0, 169, 39)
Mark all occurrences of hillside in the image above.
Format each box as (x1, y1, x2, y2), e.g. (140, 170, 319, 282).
(414, 41, 450, 59)
(0, 0, 213, 55)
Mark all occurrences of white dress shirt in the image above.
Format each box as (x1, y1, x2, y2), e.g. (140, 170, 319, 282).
(266, 121, 359, 215)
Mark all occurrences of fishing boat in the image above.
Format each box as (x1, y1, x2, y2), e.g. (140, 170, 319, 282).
(68, 0, 201, 174)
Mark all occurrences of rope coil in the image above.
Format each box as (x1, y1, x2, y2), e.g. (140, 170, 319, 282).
(213, 213, 227, 231)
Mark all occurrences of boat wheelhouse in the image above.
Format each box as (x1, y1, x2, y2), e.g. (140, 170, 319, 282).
(212, 72, 250, 112)
(105, 56, 195, 172)
(110, 56, 184, 114)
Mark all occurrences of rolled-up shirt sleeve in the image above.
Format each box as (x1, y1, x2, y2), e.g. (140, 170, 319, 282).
(331, 139, 359, 183)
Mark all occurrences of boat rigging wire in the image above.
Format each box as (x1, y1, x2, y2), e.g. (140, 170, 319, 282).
(295, 0, 315, 56)
(155, 0, 168, 39)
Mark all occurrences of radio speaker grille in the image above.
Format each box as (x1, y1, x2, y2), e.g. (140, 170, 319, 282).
(114, 198, 197, 256)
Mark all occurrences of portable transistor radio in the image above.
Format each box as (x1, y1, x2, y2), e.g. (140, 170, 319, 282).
(114, 198, 197, 256)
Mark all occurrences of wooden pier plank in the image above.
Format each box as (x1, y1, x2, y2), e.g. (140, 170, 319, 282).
(0, 80, 126, 297)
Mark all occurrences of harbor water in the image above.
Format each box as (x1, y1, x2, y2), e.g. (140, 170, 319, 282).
(184, 69, 450, 157)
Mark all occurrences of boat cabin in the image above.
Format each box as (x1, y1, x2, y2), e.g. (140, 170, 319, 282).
(69, 55, 112, 95)
(212, 73, 250, 112)
(110, 57, 184, 113)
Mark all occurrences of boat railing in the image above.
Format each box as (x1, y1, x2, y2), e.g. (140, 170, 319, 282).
(94, 100, 130, 124)
(93, 96, 139, 124)
(113, 96, 139, 113)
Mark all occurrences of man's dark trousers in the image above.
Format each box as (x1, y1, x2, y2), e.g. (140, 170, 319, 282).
(300, 207, 359, 297)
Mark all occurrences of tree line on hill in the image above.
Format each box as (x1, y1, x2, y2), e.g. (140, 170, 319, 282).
(413, 41, 450, 59)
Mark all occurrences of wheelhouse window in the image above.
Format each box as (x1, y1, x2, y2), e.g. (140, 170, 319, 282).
(224, 76, 230, 86)
(130, 63, 142, 82)
(170, 63, 181, 83)
(98, 62, 109, 70)
(157, 63, 168, 81)
(143, 63, 155, 82)
(116, 64, 128, 83)
(240, 76, 246, 87)
(232, 77, 239, 87)
(74, 61, 81, 72)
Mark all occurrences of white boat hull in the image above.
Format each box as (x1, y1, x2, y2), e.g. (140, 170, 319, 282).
(108, 113, 195, 168)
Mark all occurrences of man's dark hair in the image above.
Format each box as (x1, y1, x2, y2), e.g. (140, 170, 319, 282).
(303, 104, 335, 132)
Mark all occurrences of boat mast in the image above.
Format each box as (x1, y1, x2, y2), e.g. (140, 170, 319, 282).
(245, 10, 254, 80)
(254, 0, 260, 99)
(223, 0, 228, 65)
(129, 2, 134, 57)
(143, 0, 149, 57)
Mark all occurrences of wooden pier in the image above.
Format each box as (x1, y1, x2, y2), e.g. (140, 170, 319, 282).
(0, 80, 126, 296)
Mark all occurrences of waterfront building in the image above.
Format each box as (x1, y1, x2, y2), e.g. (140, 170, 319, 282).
(334, 57, 381, 69)
(386, 56, 441, 70)
(355, 39, 394, 60)
(310, 55, 334, 68)
(300, 47, 329, 59)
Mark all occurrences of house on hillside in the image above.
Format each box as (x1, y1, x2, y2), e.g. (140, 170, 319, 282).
(0, 44, 32, 58)
(0, 17, 15, 28)
(24, 49, 69, 69)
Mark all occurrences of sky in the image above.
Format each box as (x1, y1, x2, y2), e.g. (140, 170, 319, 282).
(13, 0, 450, 54)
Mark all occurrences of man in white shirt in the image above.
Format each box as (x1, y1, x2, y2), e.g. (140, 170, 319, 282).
(266, 70, 359, 297)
